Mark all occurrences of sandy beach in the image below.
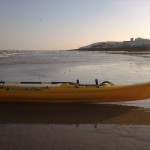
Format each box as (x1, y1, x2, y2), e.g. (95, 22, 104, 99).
(0, 50, 150, 150)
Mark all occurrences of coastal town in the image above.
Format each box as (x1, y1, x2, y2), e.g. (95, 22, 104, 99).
(79, 38, 150, 51)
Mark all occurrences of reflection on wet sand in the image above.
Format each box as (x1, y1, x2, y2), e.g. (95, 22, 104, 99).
(0, 103, 150, 125)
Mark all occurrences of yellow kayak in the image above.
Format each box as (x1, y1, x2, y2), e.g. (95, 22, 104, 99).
(0, 80, 150, 103)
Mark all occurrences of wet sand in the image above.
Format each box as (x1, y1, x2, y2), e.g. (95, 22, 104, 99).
(0, 103, 150, 125)
(0, 103, 150, 150)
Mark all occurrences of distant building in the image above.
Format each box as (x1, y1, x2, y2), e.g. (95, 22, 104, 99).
(123, 37, 150, 46)
(79, 37, 150, 49)
(123, 38, 134, 46)
(130, 38, 134, 42)
(134, 38, 150, 46)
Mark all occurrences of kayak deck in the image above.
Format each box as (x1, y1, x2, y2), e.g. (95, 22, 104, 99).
(1, 82, 150, 103)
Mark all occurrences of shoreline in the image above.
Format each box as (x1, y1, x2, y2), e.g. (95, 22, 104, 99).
(73, 49, 150, 55)
(74, 45, 150, 54)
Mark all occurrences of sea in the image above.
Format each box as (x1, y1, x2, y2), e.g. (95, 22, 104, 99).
(0, 50, 150, 150)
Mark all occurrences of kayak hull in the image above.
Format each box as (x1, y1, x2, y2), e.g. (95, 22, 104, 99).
(0, 82, 150, 103)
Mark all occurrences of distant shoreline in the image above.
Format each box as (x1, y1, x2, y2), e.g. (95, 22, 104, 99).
(78, 45, 150, 51)
(72, 45, 150, 55)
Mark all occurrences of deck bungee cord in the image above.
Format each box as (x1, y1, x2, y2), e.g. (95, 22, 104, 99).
(0, 79, 113, 87)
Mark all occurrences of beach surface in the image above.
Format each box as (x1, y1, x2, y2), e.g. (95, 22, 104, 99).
(0, 50, 150, 150)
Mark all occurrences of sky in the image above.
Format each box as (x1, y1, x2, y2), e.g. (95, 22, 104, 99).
(0, 0, 150, 50)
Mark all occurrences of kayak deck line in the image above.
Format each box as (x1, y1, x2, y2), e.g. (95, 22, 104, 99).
(0, 79, 113, 88)
(1, 80, 150, 103)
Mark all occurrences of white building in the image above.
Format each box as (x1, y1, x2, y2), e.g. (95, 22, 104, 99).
(123, 38, 134, 46)
(134, 38, 150, 46)
(123, 38, 150, 46)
